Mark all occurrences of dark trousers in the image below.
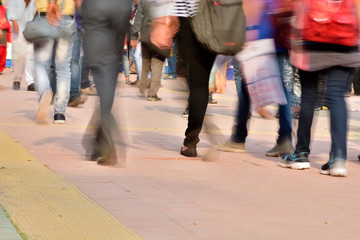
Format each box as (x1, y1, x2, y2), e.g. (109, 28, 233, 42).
(296, 67, 353, 160)
(81, 0, 132, 158)
(177, 18, 216, 147)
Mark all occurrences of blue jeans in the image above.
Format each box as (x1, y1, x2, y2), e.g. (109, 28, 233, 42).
(34, 16, 76, 114)
(232, 53, 292, 143)
(70, 28, 83, 101)
(133, 42, 142, 79)
(167, 41, 177, 76)
(122, 51, 130, 77)
(295, 67, 353, 160)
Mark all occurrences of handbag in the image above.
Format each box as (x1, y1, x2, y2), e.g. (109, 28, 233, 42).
(141, 17, 173, 58)
(236, 38, 287, 111)
(189, 0, 246, 55)
(150, 16, 179, 52)
(23, 0, 65, 43)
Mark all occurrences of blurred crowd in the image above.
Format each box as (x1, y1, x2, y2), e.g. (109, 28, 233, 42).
(1, 0, 360, 177)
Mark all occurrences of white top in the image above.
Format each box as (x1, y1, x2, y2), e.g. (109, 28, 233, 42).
(6, 0, 35, 32)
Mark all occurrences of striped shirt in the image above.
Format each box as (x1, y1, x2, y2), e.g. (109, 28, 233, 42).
(171, 0, 199, 17)
(149, 0, 199, 19)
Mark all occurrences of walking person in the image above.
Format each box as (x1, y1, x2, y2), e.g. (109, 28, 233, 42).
(0, 1, 11, 75)
(80, 0, 132, 166)
(219, 0, 294, 156)
(7, 0, 36, 91)
(34, 0, 78, 123)
(130, 0, 166, 101)
(278, 0, 360, 177)
(68, 6, 88, 107)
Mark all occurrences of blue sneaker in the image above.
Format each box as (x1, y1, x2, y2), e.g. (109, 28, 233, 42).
(278, 152, 310, 170)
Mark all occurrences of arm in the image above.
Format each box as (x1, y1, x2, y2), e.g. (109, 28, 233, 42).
(47, 0, 62, 26)
(130, 1, 144, 44)
(75, 0, 82, 12)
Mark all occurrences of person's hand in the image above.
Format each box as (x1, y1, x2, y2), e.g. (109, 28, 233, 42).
(47, 2, 61, 26)
(12, 20, 19, 34)
(130, 40, 138, 48)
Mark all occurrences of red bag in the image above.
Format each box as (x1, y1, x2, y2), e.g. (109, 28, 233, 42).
(302, 0, 358, 47)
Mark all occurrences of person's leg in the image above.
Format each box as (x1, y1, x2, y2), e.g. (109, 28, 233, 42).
(0, 47, 6, 73)
(34, 37, 55, 122)
(167, 41, 177, 78)
(69, 29, 82, 102)
(321, 67, 353, 176)
(278, 69, 319, 170)
(80, 55, 92, 89)
(277, 54, 292, 142)
(218, 62, 249, 153)
(11, 34, 27, 89)
(81, 0, 131, 165)
(138, 44, 151, 95)
(25, 43, 35, 89)
(177, 17, 216, 153)
(123, 51, 131, 84)
(134, 42, 142, 80)
(295, 70, 319, 154)
(53, 17, 76, 119)
(148, 54, 165, 98)
(232, 63, 250, 143)
(11, 56, 26, 90)
(266, 53, 293, 157)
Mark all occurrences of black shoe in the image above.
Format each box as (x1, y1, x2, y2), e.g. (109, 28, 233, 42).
(12, 81, 20, 90)
(180, 146, 197, 157)
(27, 83, 36, 91)
(54, 113, 66, 124)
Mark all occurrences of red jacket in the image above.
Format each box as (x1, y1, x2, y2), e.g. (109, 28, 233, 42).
(0, 5, 11, 44)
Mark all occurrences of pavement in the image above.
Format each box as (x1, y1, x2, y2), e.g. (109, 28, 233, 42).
(0, 67, 360, 240)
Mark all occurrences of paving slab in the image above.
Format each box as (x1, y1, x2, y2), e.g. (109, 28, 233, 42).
(1, 68, 360, 240)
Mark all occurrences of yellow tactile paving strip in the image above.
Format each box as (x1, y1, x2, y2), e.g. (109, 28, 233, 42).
(0, 130, 142, 240)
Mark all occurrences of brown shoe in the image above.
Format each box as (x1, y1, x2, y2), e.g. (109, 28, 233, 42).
(81, 85, 98, 95)
(68, 95, 88, 108)
(131, 79, 140, 86)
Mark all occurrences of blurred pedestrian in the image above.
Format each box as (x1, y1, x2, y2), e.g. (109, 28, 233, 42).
(278, 0, 360, 177)
(219, 0, 295, 157)
(7, 0, 36, 91)
(34, 0, 78, 124)
(68, 6, 88, 107)
(131, 0, 166, 101)
(0, 1, 11, 75)
(81, 0, 132, 166)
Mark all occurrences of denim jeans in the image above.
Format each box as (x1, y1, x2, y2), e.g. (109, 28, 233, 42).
(122, 51, 130, 77)
(167, 41, 177, 76)
(295, 67, 353, 160)
(132, 42, 142, 79)
(70, 28, 83, 101)
(34, 16, 76, 114)
(232, 53, 293, 143)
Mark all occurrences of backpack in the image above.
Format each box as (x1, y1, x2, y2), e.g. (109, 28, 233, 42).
(302, 0, 358, 47)
(267, 0, 295, 50)
(189, 0, 246, 55)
